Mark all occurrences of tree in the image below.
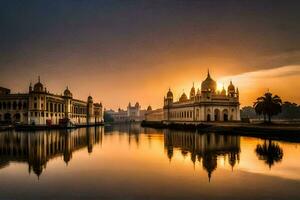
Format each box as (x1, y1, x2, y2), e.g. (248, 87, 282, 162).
(255, 140, 283, 169)
(253, 92, 282, 123)
(104, 112, 114, 123)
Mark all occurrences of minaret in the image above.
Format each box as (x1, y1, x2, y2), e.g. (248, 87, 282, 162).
(29, 82, 32, 92)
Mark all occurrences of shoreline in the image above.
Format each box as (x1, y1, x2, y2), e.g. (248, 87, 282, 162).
(141, 120, 300, 140)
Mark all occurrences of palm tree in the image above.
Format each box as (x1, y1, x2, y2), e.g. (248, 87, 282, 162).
(253, 92, 282, 123)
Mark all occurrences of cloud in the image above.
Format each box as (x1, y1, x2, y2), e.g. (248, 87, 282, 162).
(219, 65, 300, 84)
(217, 65, 300, 106)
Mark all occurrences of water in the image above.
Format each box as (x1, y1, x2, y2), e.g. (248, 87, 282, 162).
(0, 124, 300, 200)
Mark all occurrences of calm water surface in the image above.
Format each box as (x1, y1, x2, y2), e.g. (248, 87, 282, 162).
(0, 124, 300, 200)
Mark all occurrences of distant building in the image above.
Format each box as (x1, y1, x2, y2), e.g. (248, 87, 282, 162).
(146, 70, 240, 122)
(105, 102, 146, 122)
(145, 106, 164, 122)
(0, 77, 103, 125)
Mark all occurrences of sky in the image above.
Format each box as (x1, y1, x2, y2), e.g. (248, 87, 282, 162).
(0, 0, 300, 110)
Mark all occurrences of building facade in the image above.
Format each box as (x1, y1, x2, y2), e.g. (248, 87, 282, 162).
(144, 106, 164, 122)
(161, 71, 240, 122)
(0, 77, 103, 125)
(105, 102, 146, 123)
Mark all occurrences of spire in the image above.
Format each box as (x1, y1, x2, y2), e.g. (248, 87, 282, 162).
(207, 69, 211, 78)
(38, 76, 40, 83)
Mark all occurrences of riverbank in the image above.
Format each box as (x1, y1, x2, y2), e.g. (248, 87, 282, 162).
(141, 120, 300, 139)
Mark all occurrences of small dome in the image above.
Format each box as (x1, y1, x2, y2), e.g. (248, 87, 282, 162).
(228, 81, 235, 92)
(167, 88, 173, 99)
(190, 83, 195, 98)
(88, 96, 93, 103)
(221, 86, 226, 95)
(64, 86, 73, 97)
(135, 102, 140, 107)
(179, 92, 188, 102)
(201, 70, 217, 92)
(147, 105, 152, 111)
(33, 76, 44, 92)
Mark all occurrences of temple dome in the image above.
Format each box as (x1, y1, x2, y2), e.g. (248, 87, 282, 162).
(201, 70, 217, 92)
(147, 105, 152, 111)
(167, 88, 173, 99)
(64, 87, 73, 97)
(221, 86, 226, 95)
(88, 96, 93, 103)
(228, 81, 235, 92)
(179, 92, 188, 102)
(190, 83, 195, 98)
(33, 76, 44, 92)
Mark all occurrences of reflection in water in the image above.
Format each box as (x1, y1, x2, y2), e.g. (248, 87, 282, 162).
(105, 123, 142, 146)
(0, 125, 300, 199)
(255, 140, 284, 168)
(164, 130, 240, 181)
(0, 127, 103, 177)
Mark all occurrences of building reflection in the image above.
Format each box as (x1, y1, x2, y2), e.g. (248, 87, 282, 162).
(104, 123, 142, 146)
(255, 139, 283, 169)
(0, 127, 103, 178)
(164, 130, 240, 181)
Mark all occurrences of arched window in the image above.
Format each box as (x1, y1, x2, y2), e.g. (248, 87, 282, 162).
(7, 102, 11, 110)
(207, 114, 211, 121)
(23, 102, 27, 109)
(18, 102, 22, 110)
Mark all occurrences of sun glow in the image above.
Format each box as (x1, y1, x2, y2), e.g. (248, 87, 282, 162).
(217, 81, 224, 92)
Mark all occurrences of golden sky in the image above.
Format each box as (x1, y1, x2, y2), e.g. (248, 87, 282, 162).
(0, 1, 300, 110)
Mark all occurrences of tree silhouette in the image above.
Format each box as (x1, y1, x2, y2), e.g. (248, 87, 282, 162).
(253, 92, 282, 123)
(255, 140, 283, 169)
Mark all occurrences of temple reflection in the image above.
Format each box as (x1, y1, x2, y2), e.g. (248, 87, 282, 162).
(0, 127, 103, 177)
(105, 123, 142, 146)
(164, 130, 240, 181)
(255, 139, 283, 169)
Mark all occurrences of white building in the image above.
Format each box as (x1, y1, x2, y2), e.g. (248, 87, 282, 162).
(146, 71, 240, 123)
(105, 102, 146, 122)
(0, 77, 103, 125)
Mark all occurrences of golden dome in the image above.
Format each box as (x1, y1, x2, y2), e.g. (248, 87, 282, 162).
(221, 86, 226, 95)
(147, 105, 152, 111)
(88, 96, 93, 103)
(179, 92, 188, 102)
(190, 83, 195, 98)
(33, 76, 44, 92)
(201, 70, 217, 92)
(64, 86, 73, 97)
(228, 81, 235, 91)
(167, 88, 173, 99)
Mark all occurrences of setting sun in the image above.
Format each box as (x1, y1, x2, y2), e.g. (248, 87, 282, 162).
(217, 81, 224, 92)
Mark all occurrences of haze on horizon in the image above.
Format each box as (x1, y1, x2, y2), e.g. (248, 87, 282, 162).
(0, 0, 300, 110)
